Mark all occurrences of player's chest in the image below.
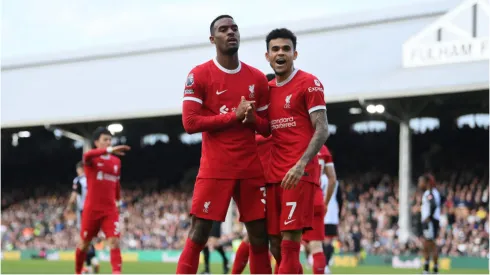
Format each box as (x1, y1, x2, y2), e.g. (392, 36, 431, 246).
(93, 157, 120, 176)
(204, 78, 257, 113)
(269, 86, 305, 117)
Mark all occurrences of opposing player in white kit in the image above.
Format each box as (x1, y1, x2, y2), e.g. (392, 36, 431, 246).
(318, 146, 341, 274)
(419, 173, 441, 274)
(66, 161, 100, 274)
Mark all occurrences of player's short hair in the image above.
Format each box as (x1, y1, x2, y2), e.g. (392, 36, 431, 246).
(76, 161, 83, 169)
(266, 73, 276, 81)
(92, 126, 112, 142)
(210, 15, 233, 35)
(266, 28, 297, 50)
(423, 173, 436, 187)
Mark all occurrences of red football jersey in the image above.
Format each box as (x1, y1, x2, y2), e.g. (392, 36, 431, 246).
(317, 145, 334, 177)
(268, 69, 326, 185)
(256, 134, 273, 180)
(83, 148, 121, 212)
(182, 58, 269, 179)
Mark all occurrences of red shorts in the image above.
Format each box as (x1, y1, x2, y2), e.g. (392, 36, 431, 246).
(80, 209, 120, 241)
(266, 181, 315, 235)
(303, 186, 326, 241)
(190, 178, 266, 222)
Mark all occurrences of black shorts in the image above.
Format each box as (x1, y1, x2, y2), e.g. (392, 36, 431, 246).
(324, 224, 338, 237)
(210, 221, 222, 238)
(422, 219, 440, 241)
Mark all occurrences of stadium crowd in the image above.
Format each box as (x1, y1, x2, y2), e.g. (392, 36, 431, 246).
(2, 170, 488, 258)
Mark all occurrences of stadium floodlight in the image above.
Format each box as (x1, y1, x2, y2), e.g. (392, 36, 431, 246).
(108, 123, 123, 134)
(18, 131, 31, 138)
(366, 104, 376, 114)
(349, 107, 362, 115)
(375, 104, 385, 114)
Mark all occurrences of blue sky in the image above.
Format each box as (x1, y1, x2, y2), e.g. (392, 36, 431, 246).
(2, 0, 435, 59)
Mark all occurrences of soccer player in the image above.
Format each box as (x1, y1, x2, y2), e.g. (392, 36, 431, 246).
(178, 15, 271, 274)
(200, 221, 229, 274)
(319, 146, 341, 274)
(302, 145, 337, 274)
(231, 73, 275, 275)
(74, 127, 130, 275)
(66, 161, 99, 274)
(261, 28, 330, 274)
(418, 173, 441, 274)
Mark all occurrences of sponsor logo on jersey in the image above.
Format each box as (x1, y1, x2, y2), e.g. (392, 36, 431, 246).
(271, 117, 296, 130)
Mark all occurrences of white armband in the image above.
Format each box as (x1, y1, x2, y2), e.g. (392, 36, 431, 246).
(106, 147, 114, 154)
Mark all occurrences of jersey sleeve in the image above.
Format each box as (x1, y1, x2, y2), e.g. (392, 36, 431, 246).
(318, 145, 334, 167)
(255, 74, 270, 113)
(83, 148, 108, 165)
(323, 146, 334, 167)
(253, 73, 270, 136)
(181, 67, 237, 134)
(182, 69, 205, 105)
(303, 77, 326, 114)
(115, 159, 121, 201)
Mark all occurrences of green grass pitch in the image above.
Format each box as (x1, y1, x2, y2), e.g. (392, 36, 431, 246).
(1, 260, 488, 274)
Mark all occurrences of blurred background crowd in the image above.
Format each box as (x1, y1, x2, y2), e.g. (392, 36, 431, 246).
(3, 168, 488, 257)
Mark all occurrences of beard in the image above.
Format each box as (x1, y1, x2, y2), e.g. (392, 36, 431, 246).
(223, 46, 239, 56)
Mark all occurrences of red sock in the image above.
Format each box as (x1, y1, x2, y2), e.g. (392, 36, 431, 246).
(75, 248, 87, 274)
(249, 244, 272, 274)
(274, 262, 280, 274)
(110, 248, 122, 274)
(232, 241, 250, 274)
(176, 239, 206, 274)
(312, 252, 326, 274)
(278, 240, 301, 274)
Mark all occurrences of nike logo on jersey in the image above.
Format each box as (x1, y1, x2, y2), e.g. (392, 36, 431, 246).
(284, 219, 296, 225)
(216, 90, 227, 95)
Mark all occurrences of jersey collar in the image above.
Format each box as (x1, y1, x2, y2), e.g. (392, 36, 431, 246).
(276, 68, 298, 87)
(213, 57, 241, 74)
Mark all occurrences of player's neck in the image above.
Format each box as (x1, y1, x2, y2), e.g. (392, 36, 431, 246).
(215, 54, 240, 71)
(275, 67, 295, 83)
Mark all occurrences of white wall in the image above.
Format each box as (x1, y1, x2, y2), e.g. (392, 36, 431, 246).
(3, 0, 487, 128)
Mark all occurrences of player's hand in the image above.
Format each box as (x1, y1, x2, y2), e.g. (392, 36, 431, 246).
(235, 96, 255, 121)
(242, 105, 256, 124)
(281, 162, 306, 189)
(109, 145, 131, 156)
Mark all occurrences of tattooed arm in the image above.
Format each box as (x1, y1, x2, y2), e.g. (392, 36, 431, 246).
(298, 109, 329, 166)
(281, 109, 330, 189)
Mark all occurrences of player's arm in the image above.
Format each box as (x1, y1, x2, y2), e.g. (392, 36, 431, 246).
(324, 160, 337, 206)
(336, 183, 343, 218)
(282, 78, 329, 188)
(298, 83, 329, 167)
(83, 146, 130, 165)
(66, 179, 80, 212)
(182, 69, 251, 134)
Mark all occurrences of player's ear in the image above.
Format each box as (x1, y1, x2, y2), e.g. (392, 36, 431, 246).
(209, 36, 215, 45)
(265, 52, 271, 62)
(293, 50, 298, 61)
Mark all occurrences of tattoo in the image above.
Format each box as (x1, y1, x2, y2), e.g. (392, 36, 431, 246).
(299, 109, 329, 166)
